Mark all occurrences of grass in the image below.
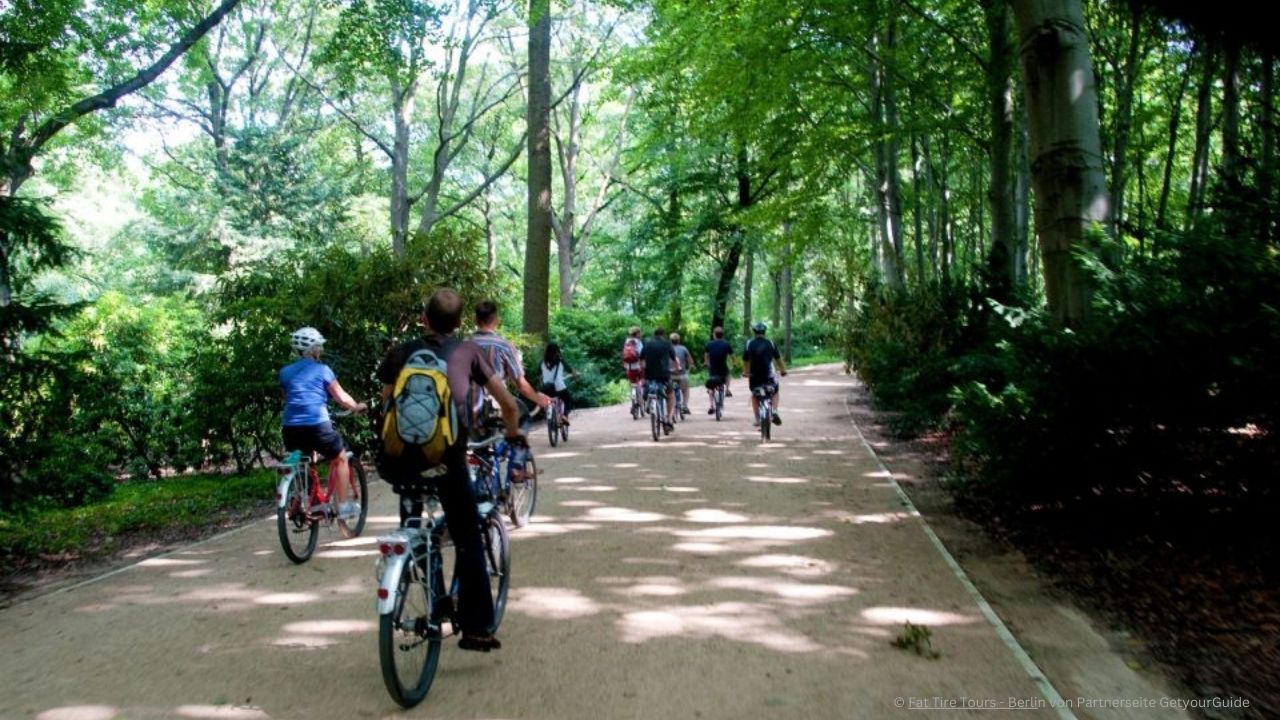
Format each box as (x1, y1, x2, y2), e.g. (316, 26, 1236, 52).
(0, 469, 275, 565)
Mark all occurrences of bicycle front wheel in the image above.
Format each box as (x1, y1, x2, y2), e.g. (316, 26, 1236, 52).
(379, 558, 442, 708)
(337, 459, 369, 539)
(547, 406, 559, 447)
(484, 511, 511, 633)
(508, 456, 538, 528)
(277, 477, 318, 564)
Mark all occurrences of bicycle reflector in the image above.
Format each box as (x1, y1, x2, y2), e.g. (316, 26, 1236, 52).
(377, 588, 389, 600)
(379, 543, 392, 555)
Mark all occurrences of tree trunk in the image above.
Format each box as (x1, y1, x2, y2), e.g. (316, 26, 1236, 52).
(1187, 44, 1214, 231)
(939, 136, 954, 281)
(742, 250, 755, 338)
(1108, 1, 1143, 241)
(1263, 52, 1276, 243)
(1012, 0, 1109, 327)
(911, 134, 925, 283)
(771, 267, 782, 328)
(870, 2, 905, 290)
(1156, 47, 1192, 236)
(1015, 98, 1032, 284)
(556, 72, 582, 309)
(782, 229, 794, 362)
(523, 0, 553, 338)
(1221, 39, 1243, 194)
(711, 234, 743, 332)
(984, 0, 1018, 300)
(390, 82, 414, 256)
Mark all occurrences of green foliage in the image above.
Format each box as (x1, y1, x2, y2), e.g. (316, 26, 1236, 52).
(847, 280, 992, 434)
(544, 307, 643, 408)
(949, 229, 1280, 506)
(0, 469, 272, 565)
(892, 622, 940, 659)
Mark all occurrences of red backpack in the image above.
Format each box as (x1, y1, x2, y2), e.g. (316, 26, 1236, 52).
(621, 339, 639, 364)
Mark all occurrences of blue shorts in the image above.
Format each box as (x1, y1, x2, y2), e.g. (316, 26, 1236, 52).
(282, 422, 345, 459)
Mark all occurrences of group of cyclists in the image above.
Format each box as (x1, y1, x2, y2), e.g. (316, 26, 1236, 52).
(624, 322, 788, 430)
(278, 292, 791, 658)
(279, 290, 572, 654)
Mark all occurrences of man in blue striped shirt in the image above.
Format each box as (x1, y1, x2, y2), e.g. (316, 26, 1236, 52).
(471, 300, 550, 425)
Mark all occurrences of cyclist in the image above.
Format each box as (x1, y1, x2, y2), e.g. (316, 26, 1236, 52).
(279, 327, 367, 519)
(742, 322, 787, 426)
(376, 289, 525, 653)
(622, 326, 644, 408)
(539, 342, 577, 425)
(470, 299, 550, 426)
(704, 326, 733, 414)
(640, 327, 678, 431)
(670, 332, 694, 415)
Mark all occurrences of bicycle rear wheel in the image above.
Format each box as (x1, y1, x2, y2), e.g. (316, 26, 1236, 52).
(379, 557, 442, 708)
(277, 475, 318, 564)
(508, 456, 538, 528)
(760, 401, 771, 442)
(650, 399, 660, 441)
(337, 459, 369, 539)
(715, 388, 723, 421)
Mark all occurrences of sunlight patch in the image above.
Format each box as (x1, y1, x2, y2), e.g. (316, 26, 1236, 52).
(36, 706, 118, 720)
(281, 619, 376, 634)
(509, 587, 601, 619)
(675, 525, 833, 542)
(683, 508, 749, 523)
(745, 475, 808, 484)
(738, 554, 835, 578)
(175, 705, 270, 719)
(860, 606, 979, 626)
(618, 602, 823, 653)
(137, 558, 206, 568)
(582, 506, 666, 522)
(254, 592, 319, 606)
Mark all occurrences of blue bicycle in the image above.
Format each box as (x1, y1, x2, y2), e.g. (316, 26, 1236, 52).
(468, 433, 538, 529)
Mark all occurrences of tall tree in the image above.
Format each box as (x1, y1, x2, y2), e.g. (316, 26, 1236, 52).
(1012, 0, 1109, 326)
(524, 0, 553, 336)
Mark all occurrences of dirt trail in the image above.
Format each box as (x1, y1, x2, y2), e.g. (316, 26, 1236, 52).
(0, 365, 1189, 719)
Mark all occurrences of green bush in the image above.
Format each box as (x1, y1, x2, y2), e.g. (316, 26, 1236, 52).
(949, 229, 1280, 506)
(543, 307, 643, 407)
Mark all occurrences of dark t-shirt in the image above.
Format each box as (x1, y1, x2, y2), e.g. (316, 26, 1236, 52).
(640, 337, 677, 381)
(742, 336, 780, 386)
(376, 334, 494, 434)
(705, 339, 733, 376)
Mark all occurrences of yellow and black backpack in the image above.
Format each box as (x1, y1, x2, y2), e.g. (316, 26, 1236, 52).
(380, 345, 456, 467)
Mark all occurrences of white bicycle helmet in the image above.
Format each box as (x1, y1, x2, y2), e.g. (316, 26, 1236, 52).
(291, 326, 325, 354)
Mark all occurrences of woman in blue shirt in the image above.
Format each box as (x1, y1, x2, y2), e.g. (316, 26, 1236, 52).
(280, 327, 367, 517)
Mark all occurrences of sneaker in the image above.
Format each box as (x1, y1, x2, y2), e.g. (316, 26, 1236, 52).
(664, 422, 674, 432)
(726, 389, 734, 397)
(707, 407, 715, 415)
(681, 406, 690, 414)
(771, 413, 782, 426)
(338, 501, 361, 519)
(561, 416, 571, 426)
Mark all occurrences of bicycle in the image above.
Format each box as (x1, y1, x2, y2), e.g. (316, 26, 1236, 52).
(274, 447, 369, 563)
(754, 385, 776, 442)
(646, 379, 671, 442)
(468, 432, 538, 529)
(707, 377, 726, 421)
(546, 394, 569, 446)
(376, 478, 510, 708)
(629, 381, 644, 420)
(672, 378, 689, 422)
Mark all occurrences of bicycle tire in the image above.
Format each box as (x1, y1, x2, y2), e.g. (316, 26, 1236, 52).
(560, 419, 569, 442)
(650, 398, 661, 441)
(337, 459, 369, 539)
(760, 401, 771, 442)
(379, 557, 442, 708)
(485, 511, 511, 633)
(715, 388, 723, 421)
(548, 404, 559, 447)
(277, 473, 318, 564)
(508, 456, 538, 528)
